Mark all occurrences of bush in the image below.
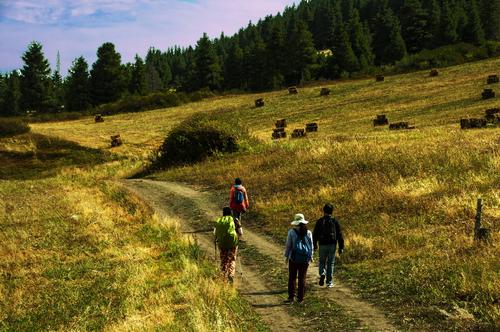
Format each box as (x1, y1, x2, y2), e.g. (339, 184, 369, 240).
(96, 90, 214, 116)
(394, 43, 492, 72)
(0, 118, 30, 137)
(153, 112, 247, 167)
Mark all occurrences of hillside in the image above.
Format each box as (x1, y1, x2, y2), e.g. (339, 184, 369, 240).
(22, 57, 500, 330)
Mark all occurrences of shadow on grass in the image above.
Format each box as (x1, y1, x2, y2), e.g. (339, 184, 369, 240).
(0, 133, 115, 180)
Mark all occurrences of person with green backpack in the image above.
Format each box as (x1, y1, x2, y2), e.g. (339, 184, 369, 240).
(284, 213, 314, 304)
(214, 207, 242, 283)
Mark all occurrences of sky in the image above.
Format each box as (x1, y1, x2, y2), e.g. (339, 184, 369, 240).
(0, 0, 298, 75)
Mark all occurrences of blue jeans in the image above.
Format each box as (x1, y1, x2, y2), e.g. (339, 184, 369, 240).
(319, 244, 336, 283)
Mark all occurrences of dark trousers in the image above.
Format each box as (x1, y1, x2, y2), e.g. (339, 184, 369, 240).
(288, 260, 309, 301)
(232, 210, 243, 221)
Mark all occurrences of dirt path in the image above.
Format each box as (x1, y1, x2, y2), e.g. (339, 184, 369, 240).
(123, 179, 397, 332)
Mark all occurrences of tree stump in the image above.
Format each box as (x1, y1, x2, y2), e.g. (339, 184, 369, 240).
(275, 119, 287, 128)
(320, 87, 331, 96)
(94, 114, 104, 123)
(373, 114, 389, 126)
(482, 89, 495, 99)
(430, 69, 439, 77)
(255, 98, 264, 107)
(487, 75, 499, 84)
(111, 134, 123, 147)
(376, 75, 384, 82)
(305, 123, 318, 132)
(288, 86, 298, 94)
(291, 129, 306, 138)
(474, 198, 491, 243)
(460, 118, 487, 129)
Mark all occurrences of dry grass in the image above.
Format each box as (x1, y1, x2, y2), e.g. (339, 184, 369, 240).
(0, 134, 266, 331)
(10, 57, 500, 330)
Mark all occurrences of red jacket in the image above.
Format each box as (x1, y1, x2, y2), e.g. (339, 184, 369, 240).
(229, 185, 249, 212)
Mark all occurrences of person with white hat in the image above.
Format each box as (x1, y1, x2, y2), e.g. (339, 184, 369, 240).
(284, 213, 314, 304)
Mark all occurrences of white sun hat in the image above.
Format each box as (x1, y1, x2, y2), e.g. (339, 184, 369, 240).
(291, 213, 308, 225)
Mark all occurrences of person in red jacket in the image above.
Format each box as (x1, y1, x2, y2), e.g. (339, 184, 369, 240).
(229, 178, 249, 221)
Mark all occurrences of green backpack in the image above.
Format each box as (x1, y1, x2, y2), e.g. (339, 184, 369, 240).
(215, 216, 239, 249)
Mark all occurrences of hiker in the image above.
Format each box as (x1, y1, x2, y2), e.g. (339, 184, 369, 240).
(284, 213, 314, 304)
(229, 178, 249, 221)
(313, 203, 344, 288)
(214, 207, 242, 283)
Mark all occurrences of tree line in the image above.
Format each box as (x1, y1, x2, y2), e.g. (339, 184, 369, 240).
(1, 0, 499, 116)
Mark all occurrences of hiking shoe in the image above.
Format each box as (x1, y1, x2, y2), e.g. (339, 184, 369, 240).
(284, 298, 294, 304)
(327, 282, 335, 288)
(319, 275, 325, 286)
(297, 299, 304, 305)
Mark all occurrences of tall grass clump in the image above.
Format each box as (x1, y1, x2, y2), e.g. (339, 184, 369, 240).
(0, 118, 30, 137)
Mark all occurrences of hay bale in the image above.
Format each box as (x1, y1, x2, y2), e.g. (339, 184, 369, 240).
(291, 128, 306, 138)
(94, 114, 104, 123)
(111, 134, 123, 147)
(255, 98, 264, 107)
(376, 75, 384, 82)
(487, 75, 499, 84)
(275, 119, 287, 128)
(482, 89, 495, 99)
(288, 86, 298, 94)
(389, 122, 412, 130)
(430, 69, 439, 77)
(373, 114, 389, 126)
(485, 108, 500, 123)
(272, 128, 286, 139)
(305, 123, 318, 132)
(320, 88, 331, 96)
(460, 118, 487, 129)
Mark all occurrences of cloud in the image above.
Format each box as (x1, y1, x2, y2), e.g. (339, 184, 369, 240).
(0, 0, 298, 74)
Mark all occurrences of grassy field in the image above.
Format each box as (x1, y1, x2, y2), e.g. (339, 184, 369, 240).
(19, 57, 500, 330)
(0, 134, 267, 331)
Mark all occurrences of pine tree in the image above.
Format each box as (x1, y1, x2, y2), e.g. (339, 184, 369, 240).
(265, 19, 286, 89)
(145, 48, 172, 88)
(479, 0, 500, 41)
(3, 71, 22, 116)
(224, 39, 244, 90)
(311, 0, 336, 50)
(285, 16, 316, 84)
(145, 61, 163, 93)
(194, 33, 222, 90)
(90, 42, 125, 105)
(372, 4, 407, 64)
(19, 41, 54, 113)
(464, 0, 485, 45)
(52, 51, 64, 108)
(65, 56, 91, 112)
(440, 1, 458, 45)
(454, 0, 469, 40)
(422, 0, 441, 47)
(400, 0, 429, 53)
(245, 31, 267, 91)
(329, 24, 359, 77)
(130, 55, 147, 95)
(348, 9, 374, 70)
(0, 74, 6, 115)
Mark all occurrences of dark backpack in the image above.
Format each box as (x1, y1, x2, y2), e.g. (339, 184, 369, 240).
(234, 188, 244, 204)
(319, 216, 337, 243)
(291, 229, 312, 263)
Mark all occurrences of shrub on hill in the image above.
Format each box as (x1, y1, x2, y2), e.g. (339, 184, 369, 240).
(394, 42, 499, 71)
(0, 118, 30, 137)
(153, 111, 249, 168)
(96, 89, 214, 115)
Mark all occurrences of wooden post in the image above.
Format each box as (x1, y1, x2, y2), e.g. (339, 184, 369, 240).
(474, 198, 482, 241)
